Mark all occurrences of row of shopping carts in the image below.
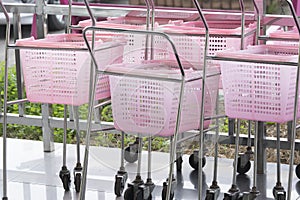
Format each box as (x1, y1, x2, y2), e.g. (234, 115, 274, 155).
(1, 0, 300, 199)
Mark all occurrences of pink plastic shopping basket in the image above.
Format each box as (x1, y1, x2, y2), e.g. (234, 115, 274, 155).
(158, 20, 256, 70)
(217, 45, 300, 123)
(107, 60, 220, 136)
(79, 17, 167, 61)
(16, 34, 124, 105)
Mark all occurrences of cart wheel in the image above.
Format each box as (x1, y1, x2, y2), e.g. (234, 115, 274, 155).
(136, 187, 153, 200)
(176, 156, 183, 172)
(124, 187, 134, 200)
(295, 164, 300, 179)
(136, 190, 152, 200)
(74, 173, 81, 193)
(124, 146, 138, 163)
(162, 184, 174, 200)
(189, 154, 206, 170)
(237, 157, 251, 174)
(61, 173, 71, 191)
(205, 193, 214, 200)
(114, 176, 125, 196)
(273, 187, 286, 199)
(276, 194, 286, 200)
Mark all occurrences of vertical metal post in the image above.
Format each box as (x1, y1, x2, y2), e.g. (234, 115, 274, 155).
(1, 1, 10, 198)
(35, 0, 54, 152)
(41, 104, 54, 152)
(285, 1, 300, 199)
(12, 13, 25, 117)
(257, 121, 266, 174)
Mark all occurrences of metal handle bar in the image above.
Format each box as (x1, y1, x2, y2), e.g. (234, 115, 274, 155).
(192, 0, 209, 32)
(0, 0, 9, 24)
(286, 0, 300, 34)
(252, 0, 260, 16)
(82, 0, 96, 26)
(284, 1, 300, 200)
(82, 26, 185, 78)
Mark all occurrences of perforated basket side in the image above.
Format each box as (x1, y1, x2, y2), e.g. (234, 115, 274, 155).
(18, 34, 124, 105)
(109, 67, 219, 136)
(221, 61, 300, 123)
(20, 48, 91, 105)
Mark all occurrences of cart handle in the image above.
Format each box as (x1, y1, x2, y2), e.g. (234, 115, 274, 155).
(0, 0, 10, 25)
(284, 1, 300, 200)
(82, 26, 185, 78)
(286, 0, 300, 34)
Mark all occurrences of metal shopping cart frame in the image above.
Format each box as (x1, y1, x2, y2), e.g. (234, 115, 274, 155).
(211, 1, 300, 200)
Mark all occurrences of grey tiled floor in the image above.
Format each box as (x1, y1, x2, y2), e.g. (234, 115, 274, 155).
(1, 138, 300, 199)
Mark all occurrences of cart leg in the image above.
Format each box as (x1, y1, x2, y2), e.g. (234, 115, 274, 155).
(2, 24, 9, 199)
(59, 105, 71, 191)
(241, 121, 260, 199)
(124, 137, 144, 200)
(223, 119, 241, 200)
(72, 106, 83, 193)
(273, 123, 286, 199)
(237, 120, 253, 175)
(206, 91, 220, 200)
(79, 68, 98, 200)
(114, 131, 128, 197)
(175, 142, 183, 172)
(162, 136, 176, 200)
(205, 115, 220, 200)
(137, 137, 155, 200)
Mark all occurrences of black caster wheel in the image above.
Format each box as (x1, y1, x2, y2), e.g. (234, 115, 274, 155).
(206, 188, 220, 200)
(276, 194, 286, 200)
(59, 168, 71, 191)
(205, 193, 214, 200)
(176, 156, 183, 172)
(124, 187, 134, 200)
(162, 186, 174, 200)
(237, 157, 251, 174)
(296, 164, 300, 179)
(114, 175, 126, 197)
(273, 187, 286, 200)
(74, 173, 81, 193)
(124, 141, 139, 163)
(136, 189, 152, 200)
(189, 154, 206, 170)
(124, 146, 138, 163)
